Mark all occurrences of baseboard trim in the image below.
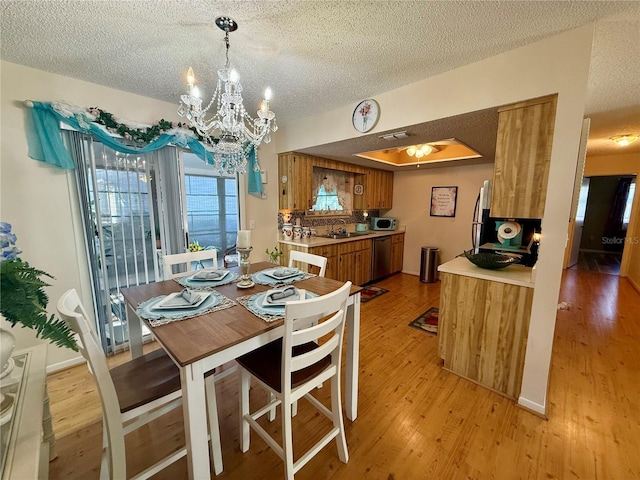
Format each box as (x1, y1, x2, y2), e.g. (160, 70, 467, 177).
(518, 396, 547, 418)
(624, 274, 640, 294)
(46, 355, 86, 374)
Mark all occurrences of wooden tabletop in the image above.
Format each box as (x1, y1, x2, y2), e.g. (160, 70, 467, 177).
(121, 262, 362, 367)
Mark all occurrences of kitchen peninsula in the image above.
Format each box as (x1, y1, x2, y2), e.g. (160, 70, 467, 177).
(437, 256, 535, 400)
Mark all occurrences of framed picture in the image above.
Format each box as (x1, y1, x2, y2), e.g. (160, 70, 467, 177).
(430, 186, 458, 217)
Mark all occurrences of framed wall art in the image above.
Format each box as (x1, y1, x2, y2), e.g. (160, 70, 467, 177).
(430, 186, 458, 217)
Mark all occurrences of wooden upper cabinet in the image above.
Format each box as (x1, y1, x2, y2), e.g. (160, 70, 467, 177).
(355, 168, 394, 210)
(278, 153, 312, 211)
(279, 152, 393, 211)
(491, 94, 557, 219)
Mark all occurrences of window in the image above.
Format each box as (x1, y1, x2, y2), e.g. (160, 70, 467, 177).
(623, 181, 635, 227)
(184, 174, 238, 253)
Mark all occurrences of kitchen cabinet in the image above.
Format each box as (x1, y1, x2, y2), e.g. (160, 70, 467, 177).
(491, 94, 557, 219)
(337, 239, 372, 285)
(390, 233, 405, 273)
(279, 152, 393, 211)
(438, 272, 533, 399)
(285, 239, 371, 285)
(354, 168, 394, 210)
(278, 153, 313, 211)
(308, 244, 339, 280)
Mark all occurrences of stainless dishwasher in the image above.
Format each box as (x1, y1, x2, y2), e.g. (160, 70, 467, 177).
(371, 236, 392, 281)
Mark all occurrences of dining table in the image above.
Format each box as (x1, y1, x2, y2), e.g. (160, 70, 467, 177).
(121, 261, 362, 480)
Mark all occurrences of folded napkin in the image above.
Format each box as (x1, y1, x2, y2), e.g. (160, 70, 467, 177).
(192, 269, 228, 281)
(271, 268, 299, 278)
(265, 286, 300, 304)
(162, 289, 201, 307)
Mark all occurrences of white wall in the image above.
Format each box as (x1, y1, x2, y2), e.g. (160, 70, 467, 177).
(390, 163, 494, 274)
(277, 25, 596, 415)
(0, 61, 279, 370)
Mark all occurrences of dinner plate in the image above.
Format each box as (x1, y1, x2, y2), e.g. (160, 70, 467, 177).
(248, 291, 317, 317)
(154, 291, 209, 310)
(261, 288, 303, 307)
(262, 268, 301, 280)
(189, 270, 230, 282)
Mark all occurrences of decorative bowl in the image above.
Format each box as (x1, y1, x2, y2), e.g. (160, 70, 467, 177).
(463, 250, 519, 270)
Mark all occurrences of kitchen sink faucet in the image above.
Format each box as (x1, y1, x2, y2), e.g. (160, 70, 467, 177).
(330, 218, 347, 235)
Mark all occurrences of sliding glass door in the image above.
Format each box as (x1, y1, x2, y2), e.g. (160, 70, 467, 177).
(67, 132, 239, 354)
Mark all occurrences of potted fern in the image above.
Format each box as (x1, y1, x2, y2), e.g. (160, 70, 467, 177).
(0, 222, 78, 364)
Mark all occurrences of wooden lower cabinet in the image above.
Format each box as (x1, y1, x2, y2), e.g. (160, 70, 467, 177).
(336, 239, 371, 285)
(281, 239, 373, 285)
(307, 244, 339, 279)
(390, 233, 404, 273)
(438, 272, 533, 399)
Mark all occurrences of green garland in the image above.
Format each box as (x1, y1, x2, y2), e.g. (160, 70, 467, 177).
(87, 107, 206, 144)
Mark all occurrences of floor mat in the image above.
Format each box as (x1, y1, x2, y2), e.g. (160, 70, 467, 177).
(360, 286, 389, 303)
(408, 307, 439, 334)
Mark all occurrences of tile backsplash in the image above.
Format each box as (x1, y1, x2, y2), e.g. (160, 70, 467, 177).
(278, 210, 380, 231)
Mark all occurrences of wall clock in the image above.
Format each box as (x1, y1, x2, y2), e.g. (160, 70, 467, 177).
(352, 99, 380, 133)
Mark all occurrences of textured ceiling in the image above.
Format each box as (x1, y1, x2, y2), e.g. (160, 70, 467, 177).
(1, 0, 639, 164)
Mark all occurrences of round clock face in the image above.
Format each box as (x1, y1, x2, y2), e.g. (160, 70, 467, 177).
(352, 99, 379, 133)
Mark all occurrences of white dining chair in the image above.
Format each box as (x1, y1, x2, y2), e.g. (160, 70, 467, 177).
(56, 288, 225, 479)
(162, 250, 218, 279)
(237, 281, 352, 480)
(288, 250, 327, 277)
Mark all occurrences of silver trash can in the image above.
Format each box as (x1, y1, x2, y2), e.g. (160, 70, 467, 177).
(420, 246, 439, 283)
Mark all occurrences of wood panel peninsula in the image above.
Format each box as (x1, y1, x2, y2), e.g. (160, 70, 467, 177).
(437, 257, 535, 400)
(436, 93, 556, 402)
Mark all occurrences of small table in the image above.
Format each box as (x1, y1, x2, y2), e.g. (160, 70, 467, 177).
(122, 262, 362, 480)
(0, 345, 55, 480)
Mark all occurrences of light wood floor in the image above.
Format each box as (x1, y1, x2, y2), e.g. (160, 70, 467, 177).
(46, 270, 640, 479)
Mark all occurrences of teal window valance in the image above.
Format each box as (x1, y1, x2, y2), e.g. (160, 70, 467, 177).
(24, 101, 263, 195)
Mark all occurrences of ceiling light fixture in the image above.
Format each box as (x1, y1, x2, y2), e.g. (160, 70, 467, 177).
(178, 16, 277, 175)
(405, 144, 438, 158)
(610, 134, 638, 147)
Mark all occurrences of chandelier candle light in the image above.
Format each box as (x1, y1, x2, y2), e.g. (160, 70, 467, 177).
(178, 16, 277, 175)
(236, 230, 254, 288)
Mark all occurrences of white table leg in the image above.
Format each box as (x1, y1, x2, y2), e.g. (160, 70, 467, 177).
(126, 303, 143, 359)
(345, 292, 360, 420)
(181, 361, 212, 480)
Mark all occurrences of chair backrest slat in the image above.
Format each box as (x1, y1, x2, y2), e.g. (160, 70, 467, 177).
(290, 335, 340, 373)
(163, 250, 218, 279)
(289, 251, 327, 277)
(282, 282, 351, 389)
(291, 309, 343, 346)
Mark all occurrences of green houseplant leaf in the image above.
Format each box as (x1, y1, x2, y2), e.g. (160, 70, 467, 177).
(1, 223, 78, 351)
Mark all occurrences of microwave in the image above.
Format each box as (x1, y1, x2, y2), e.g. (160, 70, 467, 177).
(370, 217, 397, 231)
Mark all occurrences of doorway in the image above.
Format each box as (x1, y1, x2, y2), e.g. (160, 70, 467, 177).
(570, 174, 636, 275)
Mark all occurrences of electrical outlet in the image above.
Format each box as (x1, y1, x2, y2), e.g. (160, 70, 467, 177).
(249, 220, 256, 229)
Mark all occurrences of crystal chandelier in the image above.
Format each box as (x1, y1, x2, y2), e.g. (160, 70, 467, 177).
(178, 16, 277, 175)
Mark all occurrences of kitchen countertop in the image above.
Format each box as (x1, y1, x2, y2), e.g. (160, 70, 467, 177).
(437, 256, 535, 288)
(279, 228, 405, 248)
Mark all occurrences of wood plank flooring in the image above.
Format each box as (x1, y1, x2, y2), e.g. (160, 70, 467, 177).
(570, 250, 622, 275)
(46, 270, 640, 479)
